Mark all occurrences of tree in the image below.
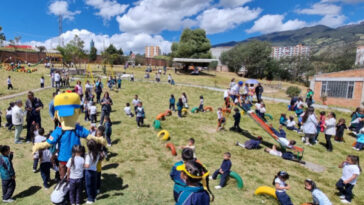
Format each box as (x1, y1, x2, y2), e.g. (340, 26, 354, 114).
(101, 44, 124, 66)
(0, 26, 5, 46)
(56, 35, 86, 68)
(37, 46, 46, 53)
(89, 46, 97, 62)
(278, 56, 313, 82)
(171, 28, 212, 59)
(220, 40, 272, 78)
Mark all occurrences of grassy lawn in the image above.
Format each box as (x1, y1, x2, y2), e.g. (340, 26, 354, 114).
(0, 70, 363, 205)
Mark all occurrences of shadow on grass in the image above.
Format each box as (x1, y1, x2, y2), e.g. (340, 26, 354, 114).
(100, 173, 129, 198)
(107, 152, 118, 160)
(13, 185, 42, 199)
(111, 139, 120, 145)
(112, 121, 122, 125)
(102, 163, 119, 171)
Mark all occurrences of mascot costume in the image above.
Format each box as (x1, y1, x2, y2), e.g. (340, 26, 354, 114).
(33, 92, 105, 178)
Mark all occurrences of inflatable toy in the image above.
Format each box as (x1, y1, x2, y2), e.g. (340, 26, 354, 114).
(191, 107, 199, 113)
(156, 113, 166, 120)
(166, 143, 177, 156)
(153, 120, 161, 130)
(254, 186, 277, 199)
(182, 108, 188, 116)
(157, 130, 170, 141)
(222, 108, 231, 113)
(204, 106, 213, 112)
(164, 110, 172, 116)
(230, 171, 244, 189)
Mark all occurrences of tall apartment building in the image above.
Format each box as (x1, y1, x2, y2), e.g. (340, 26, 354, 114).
(355, 46, 364, 66)
(271, 44, 310, 60)
(145, 46, 161, 58)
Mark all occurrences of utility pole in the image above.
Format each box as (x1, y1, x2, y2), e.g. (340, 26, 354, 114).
(58, 15, 63, 46)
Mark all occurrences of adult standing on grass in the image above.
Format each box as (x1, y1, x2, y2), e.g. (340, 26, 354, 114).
(11, 100, 24, 144)
(255, 83, 264, 102)
(229, 78, 236, 89)
(306, 88, 314, 108)
(231, 81, 243, 102)
(51, 72, 55, 88)
(302, 107, 318, 145)
(7, 76, 13, 90)
(100, 92, 113, 126)
(25, 91, 43, 143)
(95, 78, 103, 104)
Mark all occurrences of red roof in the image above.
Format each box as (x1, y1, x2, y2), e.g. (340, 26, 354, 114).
(5, 45, 33, 49)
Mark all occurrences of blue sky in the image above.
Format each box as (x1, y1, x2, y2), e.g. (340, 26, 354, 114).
(1, 0, 364, 53)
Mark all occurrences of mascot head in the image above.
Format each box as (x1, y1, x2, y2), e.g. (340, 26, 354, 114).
(54, 92, 81, 130)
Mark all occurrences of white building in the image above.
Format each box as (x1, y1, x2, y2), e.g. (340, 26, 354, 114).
(145, 46, 161, 58)
(355, 46, 364, 66)
(271, 44, 310, 60)
(210, 46, 233, 71)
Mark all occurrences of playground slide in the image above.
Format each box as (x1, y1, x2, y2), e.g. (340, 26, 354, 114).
(238, 105, 304, 154)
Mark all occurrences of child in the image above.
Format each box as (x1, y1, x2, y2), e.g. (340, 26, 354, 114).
(90, 123, 97, 136)
(170, 148, 194, 202)
(231, 108, 241, 131)
(182, 93, 188, 108)
(7, 76, 13, 90)
(180, 138, 196, 159)
(117, 76, 122, 89)
(130, 73, 135, 81)
(39, 146, 53, 189)
(132, 95, 140, 113)
(273, 171, 293, 205)
(104, 116, 112, 147)
(211, 152, 232, 189)
(5, 103, 14, 130)
(295, 104, 304, 117)
(279, 114, 287, 126)
(259, 103, 267, 122)
(199, 96, 204, 112)
(136, 102, 145, 127)
(217, 108, 226, 131)
(236, 136, 263, 149)
(324, 112, 336, 152)
(84, 99, 90, 121)
(85, 140, 101, 204)
(353, 128, 364, 150)
(319, 111, 326, 133)
(95, 126, 106, 194)
(124, 103, 134, 117)
(176, 160, 213, 204)
(286, 116, 300, 132)
(89, 102, 97, 123)
(66, 145, 85, 205)
(40, 76, 45, 88)
(335, 118, 347, 142)
(169, 95, 176, 112)
(168, 74, 172, 84)
(33, 128, 46, 172)
(177, 98, 183, 118)
(0, 145, 15, 203)
(304, 179, 332, 205)
(336, 155, 361, 204)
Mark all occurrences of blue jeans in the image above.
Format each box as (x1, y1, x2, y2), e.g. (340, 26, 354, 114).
(336, 179, 354, 202)
(40, 162, 52, 188)
(2, 179, 15, 200)
(69, 178, 83, 204)
(85, 170, 97, 202)
(212, 169, 229, 187)
(276, 191, 293, 205)
(355, 142, 364, 150)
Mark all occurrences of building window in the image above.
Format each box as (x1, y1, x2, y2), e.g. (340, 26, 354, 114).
(321, 81, 355, 99)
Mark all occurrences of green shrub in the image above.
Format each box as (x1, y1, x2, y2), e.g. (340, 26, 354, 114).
(286, 86, 301, 97)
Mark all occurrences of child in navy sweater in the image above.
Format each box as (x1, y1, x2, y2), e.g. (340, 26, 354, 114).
(231, 108, 241, 131)
(236, 136, 263, 149)
(169, 95, 176, 111)
(211, 152, 232, 189)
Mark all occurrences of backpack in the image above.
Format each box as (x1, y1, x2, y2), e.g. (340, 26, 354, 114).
(51, 176, 69, 204)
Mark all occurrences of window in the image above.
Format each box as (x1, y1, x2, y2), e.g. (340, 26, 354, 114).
(321, 81, 354, 99)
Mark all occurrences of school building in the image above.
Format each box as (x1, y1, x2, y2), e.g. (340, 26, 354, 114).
(310, 69, 364, 108)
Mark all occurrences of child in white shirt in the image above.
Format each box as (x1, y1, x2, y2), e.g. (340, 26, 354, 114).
(286, 116, 300, 132)
(33, 128, 47, 172)
(124, 103, 134, 117)
(89, 102, 97, 123)
(67, 145, 85, 205)
(336, 155, 361, 203)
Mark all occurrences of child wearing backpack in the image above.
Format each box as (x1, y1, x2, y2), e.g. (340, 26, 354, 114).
(66, 145, 85, 205)
(273, 171, 293, 205)
(176, 160, 214, 205)
(0, 145, 16, 203)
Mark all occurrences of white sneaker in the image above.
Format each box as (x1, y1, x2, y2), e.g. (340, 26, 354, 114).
(214, 185, 222, 189)
(86, 201, 94, 204)
(301, 137, 305, 142)
(2, 199, 14, 203)
(340, 199, 351, 204)
(340, 195, 345, 199)
(33, 169, 36, 173)
(209, 176, 214, 180)
(97, 189, 100, 194)
(107, 144, 111, 147)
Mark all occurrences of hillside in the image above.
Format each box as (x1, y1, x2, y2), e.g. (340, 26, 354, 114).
(213, 22, 364, 55)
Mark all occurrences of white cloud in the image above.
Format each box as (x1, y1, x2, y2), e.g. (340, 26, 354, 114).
(219, 0, 252, 8)
(48, 1, 80, 20)
(322, 0, 364, 3)
(116, 0, 210, 34)
(318, 14, 346, 27)
(84, 0, 128, 21)
(198, 7, 261, 34)
(297, 2, 341, 15)
(25, 29, 172, 54)
(246, 15, 307, 34)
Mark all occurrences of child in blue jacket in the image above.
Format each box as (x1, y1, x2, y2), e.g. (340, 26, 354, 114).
(211, 152, 232, 189)
(0, 145, 16, 203)
(176, 160, 213, 205)
(169, 95, 176, 111)
(170, 148, 194, 202)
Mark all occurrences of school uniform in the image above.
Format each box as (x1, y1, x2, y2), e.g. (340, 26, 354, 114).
(90, 106, 97, 123)
(170, 161, 186, 202)
(233, 112, 241, 130)
(176, 186, 210, 205)
(124, 106, 134, 117)
(40, 78, 44, 88)
(0, 154, 15, 201)
(275, 177, 293, 205)
(217, 111, 225, 127)
(6, 109, 13, 130)
(336, 163, 360, 202)
(324, 118, 336, 151)
(243, 139, 261, 149)
(169, 97, 176, 111)
(199, 99, 204, 112)
(177, 102, 183, 117)
(105, 121, 112, 145)
(33, 135, 47, 171)
(40, 149, 52, 188)
(286, 120, 299, 132)
(355, 133, 364, 150)
(279, 117, 287, 126)
(136, 107, 145, 127)
(311, 188, 332, 205)
(85, 154, 100, 202)
(335, 124, 347, 142)
(66, 156, 85, 205)
(212, 159, 231, 187)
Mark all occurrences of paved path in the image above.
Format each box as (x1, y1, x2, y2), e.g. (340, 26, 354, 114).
(0, 86, 52, 101)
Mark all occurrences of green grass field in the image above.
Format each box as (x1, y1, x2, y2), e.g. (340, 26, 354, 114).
(0, 68, 363, 205)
